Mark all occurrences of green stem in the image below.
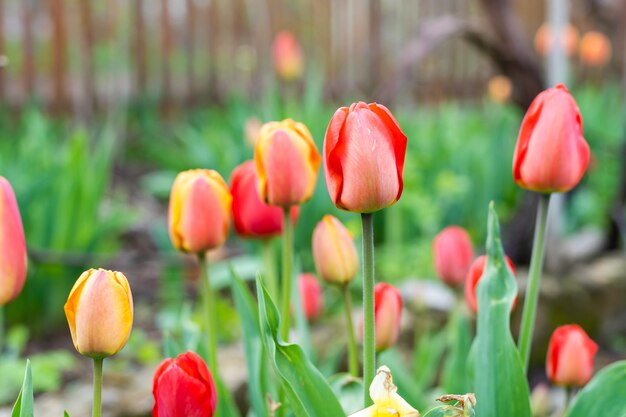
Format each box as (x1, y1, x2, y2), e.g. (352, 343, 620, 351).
(262, 238, 279, 302)
(199, 253, 219, 374)
(342, 285, 359, 377)
(361, 212, 375, 406)
(0, 306, 4, 355)
(518, 193, 551, 372)
(92, 358, 103, 417)
(279, 207, 294, 342)
(565, 386, 575, 410)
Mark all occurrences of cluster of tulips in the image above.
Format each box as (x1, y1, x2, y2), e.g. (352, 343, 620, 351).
(0, 82, 611, 417)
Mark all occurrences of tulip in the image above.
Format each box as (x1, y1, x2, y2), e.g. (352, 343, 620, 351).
(312, 215, 358, 285)
(230, 160, 299, 239)
(546, 324, 598, 387)
(0, 177, 27, 306)
(254, 119, 321, 207)
(464, 255, 517, 314)
(324, 102, 407, 213)
(534, 23, 579, 57)
(298, 273, 323, 321)
(371, 283, 402, 352)
(153, 351, 217, 417)
(272, 31, 304, 81)
(432, 226, 474, 287)
(513, 84, 590, 193)
(579, 31, 612, 67)
(168, 169, 232, 253)
(487, 75, 512, 104)
(64, 268, 133, 358)
(349, 366, 419, 417)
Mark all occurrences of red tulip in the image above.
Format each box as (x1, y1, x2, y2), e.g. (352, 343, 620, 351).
(372, 283, 402, 352)
(254, 119, 321, 207)
(432, 226, 474, 287)
(324, 102, 407, 213)
(464, 255, 517, 314)
(0, 177, 27, 306)
(272, 31, 304, 81)
(546, 325, 598, 387)
(168, 169, 232, 253)
(312, 215, 358, 285)
(230, 161, 299, 239)
(513, 84, 590, 193)
(153, 351, 217, 417)
(298, 273, 323, 321)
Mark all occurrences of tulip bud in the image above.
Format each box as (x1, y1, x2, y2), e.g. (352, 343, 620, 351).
(64, 268, 133, 358)
(464, 255, 517, 314)
(153, 351, 217, 417)
(579, 31, 612, 67)
(298, 273, 323, 321)
(168, 169, 232, 253)
(370, 283, 402, 352)
(324, 102, 407, 213)
(230, 161, 299, 239)
(0, 177, 27, 306)
(272, 31, 304, 81)
(312, 215, 358, 285)
(254, 119, 321, 207)
(513, 84, 590, 193)
(432, 226, 474, 287)
(546, 324, 598, 387)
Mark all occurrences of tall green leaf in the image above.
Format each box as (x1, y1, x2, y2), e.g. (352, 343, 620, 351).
(230, 270, 270, 417)
(565, 360, 626, 417)
(256, 275, 344, 417)
(11, 360, 33, 417)
(442, 306, 473, 394)
(474, 204, 531, 417)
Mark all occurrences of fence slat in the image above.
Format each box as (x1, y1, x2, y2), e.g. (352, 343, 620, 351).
(50, 0, 67, 110)
(186, 0, 196, 101)
(22, 0, 35, 98)
(160, 0, 172, 106)
(0, 0, 5, 100)
(79, 0, 96, 112)
(133, 0, 147, 95)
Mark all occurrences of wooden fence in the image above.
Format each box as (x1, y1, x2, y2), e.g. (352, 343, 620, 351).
(0, 0, 621, 114)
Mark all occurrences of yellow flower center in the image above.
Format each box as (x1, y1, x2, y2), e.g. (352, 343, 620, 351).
(374, 401, 401, 417)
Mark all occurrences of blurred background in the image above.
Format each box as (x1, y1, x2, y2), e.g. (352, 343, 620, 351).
(1, 0, 625, 415)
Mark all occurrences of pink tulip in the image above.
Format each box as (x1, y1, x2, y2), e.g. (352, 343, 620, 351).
(312, 215, 358, 285)
(324, 102, 407, 213)
(371, 283, 402, 352)
(272, 31, 304, 81)
(547, 325, 598, 387)
(432, 226, 474, 287)
(298, 273, 323, 321)
(0, 177, 27, 306)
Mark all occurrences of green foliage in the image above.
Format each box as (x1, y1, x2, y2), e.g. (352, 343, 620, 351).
(474, 204, 531, 417)
(256, 275, 345, 417)
(565, 360, 626, 417)
(11, 360, 33, 417)
(441, 307, 473, 395)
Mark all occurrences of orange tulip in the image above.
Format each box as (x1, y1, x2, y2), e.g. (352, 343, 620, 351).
(464, 255, 517, 314)
(579, 31, 612, 67)
(432, 226, 474, 287)
(513, 84, 590, 193)
(534, 23, 579, 57)
(272, 31, 304, 81)
(547, 325, 598, 387)
(254, 119, 320, 207)
(64, 268, 134, 358)
(298, 273, 323, 321)
(0, 177, 27, 306)
(168, 169, 232, 253)
(324, 102, 407, 213)
(230, 161, 299, 239)
(312, 215, 358, 285)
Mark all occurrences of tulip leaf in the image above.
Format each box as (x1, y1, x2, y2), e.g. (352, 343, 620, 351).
(63, 412, 70, 417)
(442, 305, 473, 394)
(565, 360, 626, 417)
(215, 375, 242, 417)
(474, 204, 531, 417)
(230, 269, 271, 417)
(256, 275, 345, 417)
(11, 360, 34, 417)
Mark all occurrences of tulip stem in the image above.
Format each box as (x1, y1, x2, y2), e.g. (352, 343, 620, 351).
(361, 212, 375, 406)
(279, 207, 294, 342)
(262, 239, 279, 302)
(518, 193, 551, 372)
(92, 358, 103, 417)
(342, 285, 359, 377)
(0, 306, 4, 355)
(565, 387, 575, 409)
(199, 253, 219, 375)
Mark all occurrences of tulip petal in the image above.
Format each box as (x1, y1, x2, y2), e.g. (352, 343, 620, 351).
(324, 107, 349, 206)
(0, 177, 27, 305)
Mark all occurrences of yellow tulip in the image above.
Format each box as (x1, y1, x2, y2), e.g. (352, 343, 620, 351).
(64, 268, 134, 358)
(349, 366, 420, 417)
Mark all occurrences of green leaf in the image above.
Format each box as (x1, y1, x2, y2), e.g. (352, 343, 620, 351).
(328, 373, 363, 415)
(256, 275, 344, 417)
(63, 412, 70, 417)
(565, 360, 626, 417)
(215, 375, 242, 417)
(378, 348, 427, 410)
(474, 204, 531, 417)
(230, 269, 270, 417)
(442, 306, 473, 394)
(11, 360, 34, 417)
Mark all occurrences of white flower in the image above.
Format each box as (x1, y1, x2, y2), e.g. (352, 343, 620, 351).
(349, 366, 420, 417)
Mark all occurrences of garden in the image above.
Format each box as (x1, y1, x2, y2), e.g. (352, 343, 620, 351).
(1, 0, 626, 416)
